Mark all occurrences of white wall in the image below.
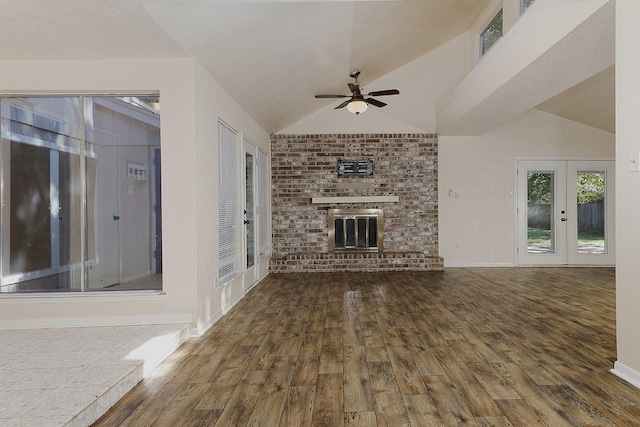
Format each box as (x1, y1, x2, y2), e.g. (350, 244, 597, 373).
(192, 61, 270, 334)
(0, 58, 270, 335)
(439, 109, 614, 266)
(612, 0, 640, 388)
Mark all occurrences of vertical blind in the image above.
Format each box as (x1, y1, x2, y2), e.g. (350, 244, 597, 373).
(218, 121, 239, 281)
(257, 148, 271, 260)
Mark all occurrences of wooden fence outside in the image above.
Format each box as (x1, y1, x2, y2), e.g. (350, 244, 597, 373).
(528, 202, 604, 234)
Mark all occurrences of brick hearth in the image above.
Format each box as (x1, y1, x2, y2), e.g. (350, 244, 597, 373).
(270, 252, 444, 273)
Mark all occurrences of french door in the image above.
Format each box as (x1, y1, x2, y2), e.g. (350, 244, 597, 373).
(516, 160, 615, 265)
(243, 139, 258, 289)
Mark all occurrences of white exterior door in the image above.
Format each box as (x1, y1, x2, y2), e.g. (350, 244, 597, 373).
(517, 160, 615, 266)
(243, 139, 258, 289)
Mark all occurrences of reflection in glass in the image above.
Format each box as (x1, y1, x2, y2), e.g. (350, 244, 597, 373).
(0, 96, 162, 293)
(357, 218, 367, 247)
(369, 217, 378, 247)
(346, 218, 356, 247)
(334, 219, 345, 248)
(527, 171, 555, 254)
(85, 97, 162, 291)
(2, 98, 82, 291)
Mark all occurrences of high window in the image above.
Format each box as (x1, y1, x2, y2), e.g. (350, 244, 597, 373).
(0, 96, 162, 293)
(481, 9, 503, 56)
(522, 0, 536, 13)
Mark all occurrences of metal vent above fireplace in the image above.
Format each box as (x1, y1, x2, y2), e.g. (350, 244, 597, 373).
(328, 208, 383, 252)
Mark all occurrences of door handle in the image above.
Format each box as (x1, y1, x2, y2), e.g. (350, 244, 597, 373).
(244, 219, 250, 225)
(113, 215, 121, 221)
(561, 218, 567, 222)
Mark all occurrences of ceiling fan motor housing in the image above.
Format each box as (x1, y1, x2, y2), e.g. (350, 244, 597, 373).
(314, 71, 399, 113)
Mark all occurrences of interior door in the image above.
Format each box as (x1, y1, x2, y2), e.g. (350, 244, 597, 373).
(517, 160, 615, 266)
(243, 139, 258, 289)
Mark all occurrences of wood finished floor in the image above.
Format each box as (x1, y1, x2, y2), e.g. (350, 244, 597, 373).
(93, 267, 640, 426)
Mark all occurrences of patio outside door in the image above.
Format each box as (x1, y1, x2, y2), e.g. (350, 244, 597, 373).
(516, 160, 615, 265)
(243, 139, 258, 289)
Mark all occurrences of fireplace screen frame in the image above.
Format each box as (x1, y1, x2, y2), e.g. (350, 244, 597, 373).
(328, 208, 383, 253)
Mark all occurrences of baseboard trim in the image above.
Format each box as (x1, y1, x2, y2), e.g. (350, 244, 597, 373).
(222, 291, 244, 314)
(611, 361, 640, 390)
(192, 274, 269, 337)
(0, 312, 192, 330)
(191, 308, 223, 337)
(444, 262, 516, 268)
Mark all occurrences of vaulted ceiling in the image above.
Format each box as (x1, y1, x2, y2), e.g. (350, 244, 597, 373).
(0, 0, 614, 134)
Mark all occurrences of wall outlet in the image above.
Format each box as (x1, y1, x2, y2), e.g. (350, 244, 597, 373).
(631, 151, 640, 172)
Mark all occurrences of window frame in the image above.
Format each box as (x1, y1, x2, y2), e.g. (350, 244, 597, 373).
(521, 0, 536, 14)
(480, 8, 504, 57)
(257, 148, 271, 261)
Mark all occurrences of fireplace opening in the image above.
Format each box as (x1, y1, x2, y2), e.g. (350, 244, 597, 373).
(328, 208, 383, 252)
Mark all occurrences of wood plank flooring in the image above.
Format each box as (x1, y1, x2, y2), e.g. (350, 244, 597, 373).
(93, 267, 640, 426)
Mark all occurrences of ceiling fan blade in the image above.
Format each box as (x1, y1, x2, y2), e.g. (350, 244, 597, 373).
(366, 89, 399, 97)
(315, 94, 349, 99)
(348, 83, 360, 94)
(335, 99, 352, 109)
(366, 98, 387, 108)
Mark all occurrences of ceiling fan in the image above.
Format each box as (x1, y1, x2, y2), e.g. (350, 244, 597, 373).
(315, 71, 399, 115)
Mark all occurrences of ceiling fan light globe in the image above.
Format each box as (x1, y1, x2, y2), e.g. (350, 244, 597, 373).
(347, 100, 368, 114)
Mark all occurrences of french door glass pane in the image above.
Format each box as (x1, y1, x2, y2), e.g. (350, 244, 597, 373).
(527, 171, 555, 254)
(245, 152, 255, 269)
(576, 171, 606, 255)
(257, 149, 270, 260)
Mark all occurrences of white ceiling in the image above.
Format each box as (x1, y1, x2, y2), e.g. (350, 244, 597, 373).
(0, 0, 614, 134)
(535, 66, 615, 134)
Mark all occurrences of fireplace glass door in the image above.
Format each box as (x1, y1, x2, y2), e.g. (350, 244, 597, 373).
(329, 209, 383, 252)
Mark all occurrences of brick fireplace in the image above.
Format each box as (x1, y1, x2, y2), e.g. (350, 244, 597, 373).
(269, 133, 443, 272)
